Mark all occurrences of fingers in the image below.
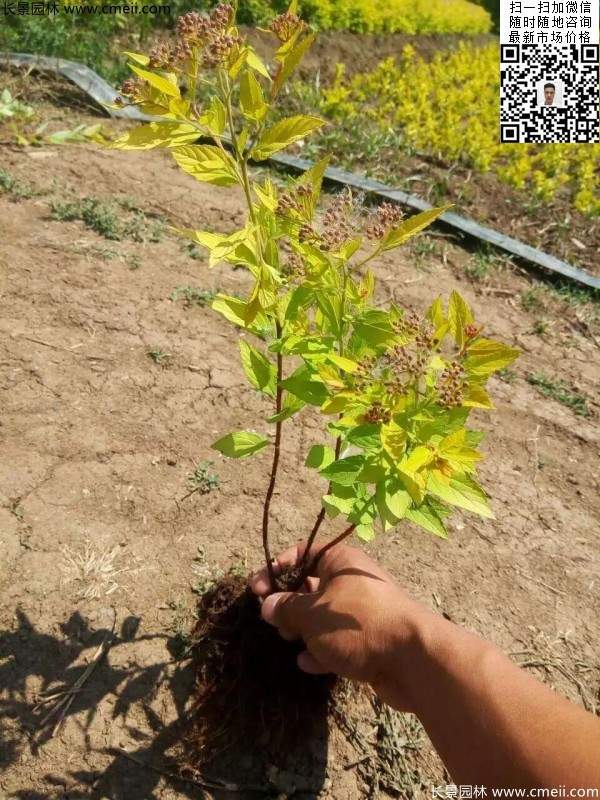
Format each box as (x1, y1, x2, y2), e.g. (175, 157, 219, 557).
(249, 541, 308, 596)
(297, 650, 330, 675)
(261, 590, 317, 641)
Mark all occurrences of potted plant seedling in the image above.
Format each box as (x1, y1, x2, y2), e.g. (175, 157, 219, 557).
(111, 0, 518, 774)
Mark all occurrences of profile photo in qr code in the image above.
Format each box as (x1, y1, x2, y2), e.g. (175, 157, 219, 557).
(537, 78, 565, 108)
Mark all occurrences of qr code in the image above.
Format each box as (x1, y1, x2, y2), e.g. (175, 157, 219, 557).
(500, 43, 599, 143)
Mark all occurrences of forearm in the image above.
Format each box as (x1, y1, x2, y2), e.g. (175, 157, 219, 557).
(386, 611, 600, 789)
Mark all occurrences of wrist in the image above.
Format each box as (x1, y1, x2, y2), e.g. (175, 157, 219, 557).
(374, 599, 495, 713)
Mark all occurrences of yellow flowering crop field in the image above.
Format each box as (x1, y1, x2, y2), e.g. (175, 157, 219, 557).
(320, 43, 599, 217)
(298, 0, 491, 34)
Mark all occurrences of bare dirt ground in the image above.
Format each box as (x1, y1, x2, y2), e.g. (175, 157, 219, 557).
(1, 98, 599, 799)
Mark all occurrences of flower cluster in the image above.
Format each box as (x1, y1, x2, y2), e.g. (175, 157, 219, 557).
(295, 188, 354, 251)
(464, 323, 480, 340)
(364, 402, 391, 424)
(276, 183, 312, 216)
(281, 252, 307, 283)
(437, 361, 467, 408)
(392, 311, 435, 350)
(385, 345, 429, 380)
(365, 201, 404, 240)
(117, 78, 144, 104)
(269, 11, 307, 42)
(321, 189, 355, 251)
(143, 4, 240, 72)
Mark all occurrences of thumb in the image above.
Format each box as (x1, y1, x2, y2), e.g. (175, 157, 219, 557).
(261, 591, 315, 641)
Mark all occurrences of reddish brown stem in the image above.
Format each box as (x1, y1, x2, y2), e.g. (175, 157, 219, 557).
(262, 322, 283, 591)
(300, 436, 343, 569)
(304, 523, 357, 579)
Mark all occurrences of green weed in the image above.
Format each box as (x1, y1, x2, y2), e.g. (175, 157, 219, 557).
(147, 348, 172, 365)
(527, 373, 590, 417)
(465, 246, 497, 281)
(532, 319, 550, 336)
(498, 368, 517, 384)
(170, 286, 217, 307)
(51, 197, 121, 239)
(521, 287, 544, 312)
(50, 196, 165, 242)
(0, 168, 41, 200)
(187, 460, 220, 495)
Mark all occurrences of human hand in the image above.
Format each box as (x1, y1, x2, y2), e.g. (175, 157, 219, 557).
(249, 541, 436, 710)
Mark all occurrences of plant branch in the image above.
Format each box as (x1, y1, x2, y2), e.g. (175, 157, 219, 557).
(300, 435, 342, 567)
(303, 523, 357, 579)
(262, 320, 283, 590)
(301, 257, 350, 567)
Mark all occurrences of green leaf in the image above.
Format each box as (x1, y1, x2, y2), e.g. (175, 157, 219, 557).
(465, 430, 485, 447)
(201, 96, 226, 136)
(381, 205, 451, 251)
(381, 421, 407, 462)
(272, 32, 316, 97)
(448, 290, 474, 349)
(462, 383, 494, 409)
(296, 156, 329, 207)
(355, 523, 375, 542)
(211, 294, 270, 333)
(346, 424, 381, 450)
(212, 431, 269, 458)
(123, 50, 150, 66)
(267, 394, 305, 423)
(353, 309, 396, 347)
(319, 455, 365, 486)
(327, 353, 359, 373)
(285, 286, 313, 321)
(315, 292, 341, 336)
(427, 472, 494, 519)
(426, 296, 446, 328)
(376, 479, 411, 530)
(321, 392, 357, 415)
(305, 445, 335, 470)
(111, 121, 198, 150)
(281, 365, 329, 406)
(240, 69, 267, 121)
(129, 64, 180, 98)
(239, 340, 276, 396)
(246, 48, 271, 78)
(405, 500, 448, 539)
(172, 145, 239, 187)
(322, 484, 359, 517)
(416, 408, 469, 441)
(251, 115, 324, 161)
(464, 338, 520, 378)
(358, 458, 387, 484)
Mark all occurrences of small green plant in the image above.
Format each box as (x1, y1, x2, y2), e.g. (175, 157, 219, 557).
(183, 241, 206, 260)
(527, 373, 590, 417)
(497, 368, 516, 384)
(521, 287, 544, 312)
(0, 168, 41, 200)
(170, 285, 217, 306)
(111, 2, 518, 590)
(465, 246, 496, 282)
(187, 460, 221, 495)
(0, 89, 34, 121)
(532, 319, 550, 336)
(127, 254, 142, 270)
(50, 196, 165, 242)
(51, 197, 122, 240)
(148, 348, 172, 365)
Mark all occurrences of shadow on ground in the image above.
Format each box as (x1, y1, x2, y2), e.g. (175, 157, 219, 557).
(0, 607, 329, 799)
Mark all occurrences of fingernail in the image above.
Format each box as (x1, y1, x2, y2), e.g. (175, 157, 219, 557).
(261, 592, 284, 624)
